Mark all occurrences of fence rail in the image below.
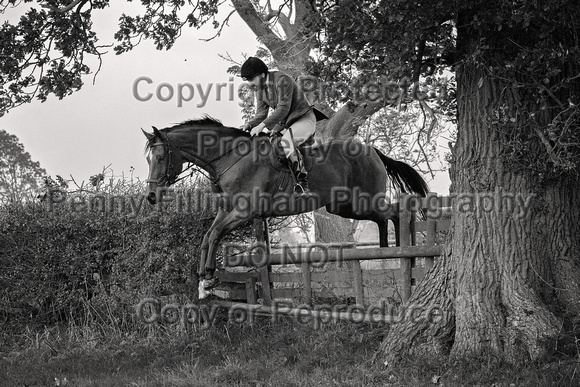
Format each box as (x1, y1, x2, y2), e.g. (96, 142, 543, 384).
(216, 193, 452, 306)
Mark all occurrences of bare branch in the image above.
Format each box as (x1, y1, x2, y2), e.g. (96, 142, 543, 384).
(419, 99, 437, 143)
(230, 0, 285, 52)
(202, 10, 236, 42)
(41, 0, 86, 13)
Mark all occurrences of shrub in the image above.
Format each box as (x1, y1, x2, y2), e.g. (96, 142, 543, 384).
(0, 176, 222, 328)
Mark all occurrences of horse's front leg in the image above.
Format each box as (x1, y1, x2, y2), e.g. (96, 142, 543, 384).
(199, 208, 256, 297)
(198, 207, 228, 279)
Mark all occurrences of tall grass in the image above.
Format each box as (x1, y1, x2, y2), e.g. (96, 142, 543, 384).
(2, 313, 578, 386)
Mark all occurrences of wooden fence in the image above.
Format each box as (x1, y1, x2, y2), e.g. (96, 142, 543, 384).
(216, 193, 452, 306)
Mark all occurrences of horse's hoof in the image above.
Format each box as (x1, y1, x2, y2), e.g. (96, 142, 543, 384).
(204, 277, 220, 289)
(198, 277, 220, 299)
(198, 280, 211, 299)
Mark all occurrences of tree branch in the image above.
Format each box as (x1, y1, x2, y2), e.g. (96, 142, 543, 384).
(41, 0, 86, 13)
(230, 0, 285, 52)
(412, 38, 426, 83)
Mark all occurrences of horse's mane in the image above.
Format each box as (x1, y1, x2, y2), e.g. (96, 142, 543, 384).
(175, 116, 225, 129)
(145, 115, 250, 150)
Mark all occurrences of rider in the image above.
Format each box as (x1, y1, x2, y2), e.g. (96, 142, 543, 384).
(239, 57, 316, 195)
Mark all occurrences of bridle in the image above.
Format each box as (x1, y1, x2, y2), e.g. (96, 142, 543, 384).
(146, 132, 264, 188)
(146, 138, 191, 186)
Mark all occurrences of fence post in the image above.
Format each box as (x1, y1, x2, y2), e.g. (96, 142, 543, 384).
(301, 261, 312, 305)
(399, 193, 412, 303)
(425, 193, 438, 269)
(245, 277, 258, 304)
(352, 259, 365, 306)
(254, 218, 273, 305)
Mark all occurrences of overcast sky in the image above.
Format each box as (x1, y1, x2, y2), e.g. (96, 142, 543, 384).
(0, 2, 256, 185)
(0, 2, 450, 193)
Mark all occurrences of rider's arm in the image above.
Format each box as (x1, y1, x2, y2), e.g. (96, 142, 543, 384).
(262, 73, 293, 129)
(247, 93, 269, 129)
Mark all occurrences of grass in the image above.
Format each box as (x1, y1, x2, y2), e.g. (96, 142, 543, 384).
(1, 310, 579, 387)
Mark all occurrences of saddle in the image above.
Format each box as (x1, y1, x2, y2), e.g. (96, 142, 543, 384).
(268, 133, 316, 172)
(266, 106, 326, 172)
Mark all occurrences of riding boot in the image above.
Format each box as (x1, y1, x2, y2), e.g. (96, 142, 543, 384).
(287, 151, 311, 195)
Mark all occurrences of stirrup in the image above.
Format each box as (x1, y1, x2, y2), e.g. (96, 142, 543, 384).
(294, 182, 311, 195)
(293, 174, 312, 195)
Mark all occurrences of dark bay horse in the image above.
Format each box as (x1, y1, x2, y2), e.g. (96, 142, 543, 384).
(143, 117, 429, 296)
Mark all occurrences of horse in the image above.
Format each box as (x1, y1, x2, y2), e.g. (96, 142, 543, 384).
(143, 116, 429, 296)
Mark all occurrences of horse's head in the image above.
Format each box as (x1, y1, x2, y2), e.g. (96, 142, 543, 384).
(143, 126, 184, 204)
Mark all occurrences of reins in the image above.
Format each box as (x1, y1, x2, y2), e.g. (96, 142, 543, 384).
(148, 132, 262, 188)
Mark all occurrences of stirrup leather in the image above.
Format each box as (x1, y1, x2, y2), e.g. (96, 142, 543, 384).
(287, 151, 310, 194)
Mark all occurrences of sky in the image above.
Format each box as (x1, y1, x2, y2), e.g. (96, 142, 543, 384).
(0, 2, 450, 194)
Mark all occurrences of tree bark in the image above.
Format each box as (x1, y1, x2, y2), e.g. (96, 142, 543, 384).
(314, 208, 358, 244)
(230, 0, 316, 75)
(380, 59, 580, 363)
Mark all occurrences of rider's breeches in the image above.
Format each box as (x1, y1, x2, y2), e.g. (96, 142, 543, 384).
(280, 110, 316, 157)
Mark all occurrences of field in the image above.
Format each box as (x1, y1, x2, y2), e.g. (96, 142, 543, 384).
(1, 309, 578, 387)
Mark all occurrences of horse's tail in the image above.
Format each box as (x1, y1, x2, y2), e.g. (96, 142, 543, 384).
(374, 148, 429, 197)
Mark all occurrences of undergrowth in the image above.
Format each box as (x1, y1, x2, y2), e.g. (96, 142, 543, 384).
(1, 310, 579, 386)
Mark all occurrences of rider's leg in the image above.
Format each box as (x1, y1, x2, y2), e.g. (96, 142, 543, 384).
(282, 138, 310, 194)
(282, 111, 316, 194)
(289, 110, 316, 144)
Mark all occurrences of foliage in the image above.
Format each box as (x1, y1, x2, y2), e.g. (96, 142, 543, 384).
(0, 129, 46, 204)
(358, 104, 451, 180)
(316, 0, 456, 80)
(316, 0, 580, 177)
(0, 0, 106, 115)
(114, 0, 222, 53)
(467, 0, 580, 178)
(0, 170, 252, 328)
(0, 1, 450, 115)
(0, 199, 204, 325)
(0, 0, 223, 116)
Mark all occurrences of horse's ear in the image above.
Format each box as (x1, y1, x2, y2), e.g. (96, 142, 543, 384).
(152, 126, 163, 138)
(142, 128, 155, 140)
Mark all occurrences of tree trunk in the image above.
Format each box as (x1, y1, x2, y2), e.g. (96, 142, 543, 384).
(380, 60, 580, 364)
(314, 208, 357, 244)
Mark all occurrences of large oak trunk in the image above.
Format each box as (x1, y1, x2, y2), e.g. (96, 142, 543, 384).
(380, 61, 580, 363)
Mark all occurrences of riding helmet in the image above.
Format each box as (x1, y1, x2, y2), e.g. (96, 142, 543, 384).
(240, 57, 269, 79)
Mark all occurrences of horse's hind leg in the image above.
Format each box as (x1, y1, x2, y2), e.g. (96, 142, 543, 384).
(391, 216, 400, 246)
(376, 220, 389, 247)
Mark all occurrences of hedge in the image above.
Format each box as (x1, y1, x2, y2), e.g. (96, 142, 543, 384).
(0, 187, 234, 326)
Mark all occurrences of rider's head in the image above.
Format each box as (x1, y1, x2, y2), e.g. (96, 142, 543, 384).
(240, 57, 268, 86)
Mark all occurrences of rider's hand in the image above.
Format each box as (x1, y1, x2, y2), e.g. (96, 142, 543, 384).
(250, 123, 266, 137)
(239, 123, 251, 132)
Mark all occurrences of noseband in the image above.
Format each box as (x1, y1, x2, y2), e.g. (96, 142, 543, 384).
(146, 140, 182, 186)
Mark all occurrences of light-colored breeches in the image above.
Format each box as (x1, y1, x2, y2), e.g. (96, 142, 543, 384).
(280, 110, 316, 157)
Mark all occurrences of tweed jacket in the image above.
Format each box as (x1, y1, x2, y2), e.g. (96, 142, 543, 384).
(247, 71, 313, 130)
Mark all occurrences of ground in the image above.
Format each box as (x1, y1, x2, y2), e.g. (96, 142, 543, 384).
(1, 313, 578, 386)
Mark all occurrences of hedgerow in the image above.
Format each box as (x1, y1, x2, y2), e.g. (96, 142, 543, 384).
(0, 178, 228, 330)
